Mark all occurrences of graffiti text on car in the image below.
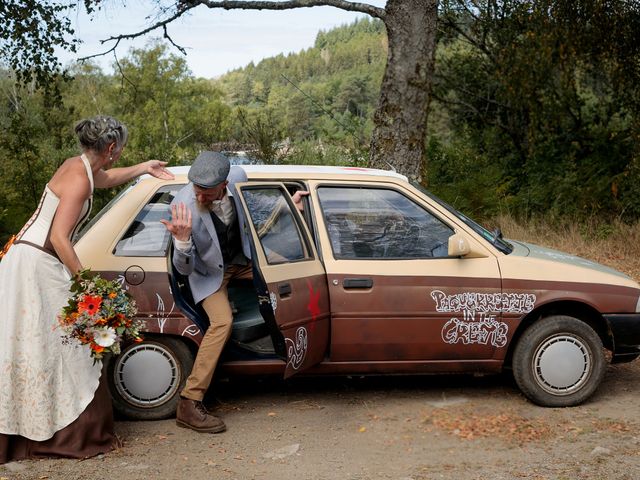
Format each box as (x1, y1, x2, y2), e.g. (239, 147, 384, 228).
(441, 315, 509, 347)
(431, 290, 536, 314)
(431, 290, 537, 348)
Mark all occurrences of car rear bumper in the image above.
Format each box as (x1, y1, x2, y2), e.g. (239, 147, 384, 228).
(604, 313, 640, 363)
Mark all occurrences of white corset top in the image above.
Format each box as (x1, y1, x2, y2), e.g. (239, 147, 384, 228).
(16, 155, 94, 253)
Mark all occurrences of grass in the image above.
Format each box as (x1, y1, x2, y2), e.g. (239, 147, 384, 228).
(492, 214, 640, 282)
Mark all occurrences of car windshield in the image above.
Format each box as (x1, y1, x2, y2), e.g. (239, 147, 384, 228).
(411, 182, 513, 254)
(73, 183, 136, 243)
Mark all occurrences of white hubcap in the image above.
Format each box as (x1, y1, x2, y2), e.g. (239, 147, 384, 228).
(534, 334, 591, 395)
(114, 344, 180, 407)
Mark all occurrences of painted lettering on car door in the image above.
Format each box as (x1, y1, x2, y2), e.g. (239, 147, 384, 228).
(431, 290, 537, 347)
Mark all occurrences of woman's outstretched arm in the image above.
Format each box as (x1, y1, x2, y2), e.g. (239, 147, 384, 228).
(94, 160, 174, 188)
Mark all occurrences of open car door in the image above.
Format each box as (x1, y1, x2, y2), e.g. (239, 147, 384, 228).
(236, 182, 330, 378)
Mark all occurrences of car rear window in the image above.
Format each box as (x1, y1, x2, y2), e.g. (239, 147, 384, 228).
(113, 185, 180, 257)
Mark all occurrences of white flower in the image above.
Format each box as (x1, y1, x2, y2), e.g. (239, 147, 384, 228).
(93, 327, 117, 347)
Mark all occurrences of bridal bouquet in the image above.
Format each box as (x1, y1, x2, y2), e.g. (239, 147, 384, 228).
(58, 269, 143, 362)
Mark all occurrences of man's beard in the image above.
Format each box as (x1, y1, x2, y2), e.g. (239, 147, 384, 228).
(195, 199, 212, 211)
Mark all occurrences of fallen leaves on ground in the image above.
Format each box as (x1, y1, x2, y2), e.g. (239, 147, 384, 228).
(592, 419, 632, 433)
(421, 405, 638, 445)
(422, 409, 552, 443)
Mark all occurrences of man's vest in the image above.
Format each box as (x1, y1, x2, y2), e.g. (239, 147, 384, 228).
(210, 202, 246, 266)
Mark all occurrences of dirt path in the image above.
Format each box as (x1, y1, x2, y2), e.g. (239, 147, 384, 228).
(2, 359, 639, 480)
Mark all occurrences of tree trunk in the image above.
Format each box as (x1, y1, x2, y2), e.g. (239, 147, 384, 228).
(369, 0, 438, 183)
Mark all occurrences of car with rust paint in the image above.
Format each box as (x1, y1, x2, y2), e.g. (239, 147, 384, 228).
(74, 164, 640, 419)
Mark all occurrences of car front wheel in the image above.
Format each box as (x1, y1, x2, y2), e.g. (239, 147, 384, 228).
(512, 315, 606, 407)
(107, 336, 194, 420)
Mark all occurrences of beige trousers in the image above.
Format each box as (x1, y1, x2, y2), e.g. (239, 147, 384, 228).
(181, 263, 253, 401)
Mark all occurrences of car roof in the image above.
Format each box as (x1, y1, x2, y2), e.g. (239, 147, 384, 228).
(142, 164, 408, 182)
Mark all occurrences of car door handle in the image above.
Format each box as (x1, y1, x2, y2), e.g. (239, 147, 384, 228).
(278, 283, 292, 296)
(343, 278, 373, 289)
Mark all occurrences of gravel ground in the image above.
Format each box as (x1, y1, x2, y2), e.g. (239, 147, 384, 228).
(2, 358, 639, 480)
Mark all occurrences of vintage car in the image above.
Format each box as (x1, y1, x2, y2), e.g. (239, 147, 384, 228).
(74, 164, 640, 419)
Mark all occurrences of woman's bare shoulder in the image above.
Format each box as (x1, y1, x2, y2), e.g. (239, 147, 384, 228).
(48, 156, 91, 198)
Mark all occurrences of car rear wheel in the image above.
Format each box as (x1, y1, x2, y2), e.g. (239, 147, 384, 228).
(107, 336, 194, 420)
(512, 315, 606, 407)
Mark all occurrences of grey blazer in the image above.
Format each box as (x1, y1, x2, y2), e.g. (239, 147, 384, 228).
(171, 165, 252, 304)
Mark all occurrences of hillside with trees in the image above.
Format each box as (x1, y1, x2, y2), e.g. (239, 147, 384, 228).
(214, 18, 387, 161)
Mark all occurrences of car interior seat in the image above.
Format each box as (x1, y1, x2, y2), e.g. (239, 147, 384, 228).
(167, 244, 269, 343)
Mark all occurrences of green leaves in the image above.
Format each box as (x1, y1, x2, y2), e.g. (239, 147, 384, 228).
(0, 0, 78, 91)
(113, 42, 232, 163)
(434, 0, 640, 221)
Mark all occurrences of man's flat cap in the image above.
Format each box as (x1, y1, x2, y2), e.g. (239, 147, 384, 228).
(188, 151, 230, 188)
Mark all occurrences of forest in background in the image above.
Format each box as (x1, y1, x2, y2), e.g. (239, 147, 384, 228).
(1, 8, 639, 243)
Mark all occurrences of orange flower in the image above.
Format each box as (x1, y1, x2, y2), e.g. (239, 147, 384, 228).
(108, 292, 117, 299)
(94, 317, 108, 326)
(90, 343, 105, 354)
(78, 295, 102, 316)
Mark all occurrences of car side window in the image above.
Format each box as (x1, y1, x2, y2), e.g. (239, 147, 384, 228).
(242, 186, 310, 264)
(113, 185, 180, 257)
(318, 186, 454, 259)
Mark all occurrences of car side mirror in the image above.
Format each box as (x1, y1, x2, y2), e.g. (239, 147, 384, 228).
(448, 233, 470, 257)
(447, 232, 489, 258)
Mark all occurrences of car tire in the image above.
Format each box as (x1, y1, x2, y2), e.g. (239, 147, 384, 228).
(107, 336, 194, 420)
(512, 315, 606, 407)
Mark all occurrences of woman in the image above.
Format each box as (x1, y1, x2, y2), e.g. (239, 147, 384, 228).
(0, 115, 174, 463)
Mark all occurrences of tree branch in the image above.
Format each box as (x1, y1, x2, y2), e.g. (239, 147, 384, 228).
(78, 37, 122, 62)
(197, 0, 386, 20)
(79, 0, 383, 63)
(103, 3, 195, 43)
(163, 25, 187, 55)
(112, 51, 138, 93)
(78, 2, 195, 62)
(439, 14, 496, 64)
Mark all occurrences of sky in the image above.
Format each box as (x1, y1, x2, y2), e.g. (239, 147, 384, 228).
(62, 1, 386, 79)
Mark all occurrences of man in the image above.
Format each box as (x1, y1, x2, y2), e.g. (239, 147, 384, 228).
(160, 151, 252, 433)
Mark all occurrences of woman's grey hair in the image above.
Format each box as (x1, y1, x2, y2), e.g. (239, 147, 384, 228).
(74, 115, 128, 154)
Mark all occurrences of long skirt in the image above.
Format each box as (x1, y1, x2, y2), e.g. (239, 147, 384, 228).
(0, 374, 115, 463)
(0, 244, 114, 463)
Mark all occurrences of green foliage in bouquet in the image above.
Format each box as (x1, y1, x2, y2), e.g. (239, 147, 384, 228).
(58, 268, 143, 362)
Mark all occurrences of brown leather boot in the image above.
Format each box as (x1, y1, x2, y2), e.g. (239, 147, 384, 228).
(176, 398, 226, 433)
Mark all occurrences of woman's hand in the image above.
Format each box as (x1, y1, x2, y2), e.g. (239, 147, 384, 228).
(160, 203, 192, 242)
(146, 160, 175, 180)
